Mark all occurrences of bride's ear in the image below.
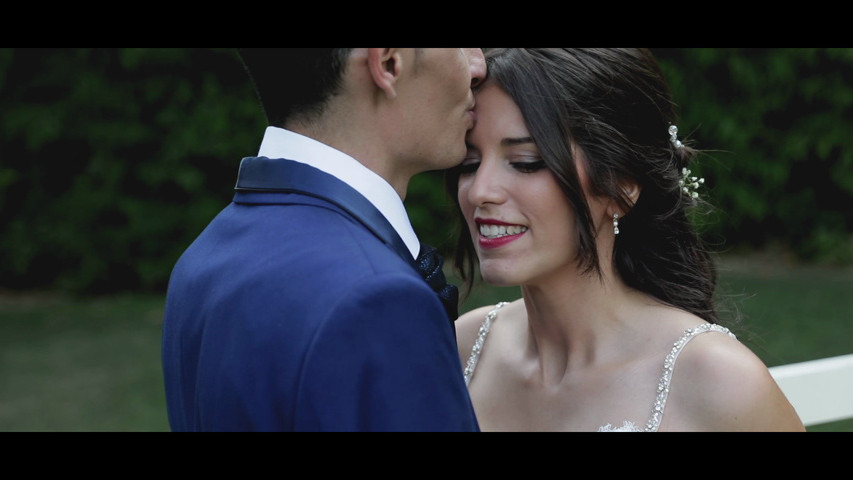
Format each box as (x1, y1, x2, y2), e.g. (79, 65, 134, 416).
(622, 180, 641, 207)
(611, 180, 641, 218)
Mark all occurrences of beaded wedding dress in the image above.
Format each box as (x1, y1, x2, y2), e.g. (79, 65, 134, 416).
(462, 302, 736, 432)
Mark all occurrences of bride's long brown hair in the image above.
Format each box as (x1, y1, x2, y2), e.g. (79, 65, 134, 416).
(447, 48, 725, 325)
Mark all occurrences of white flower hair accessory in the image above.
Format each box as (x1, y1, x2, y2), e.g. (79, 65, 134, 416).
(679, 168, 704, 199)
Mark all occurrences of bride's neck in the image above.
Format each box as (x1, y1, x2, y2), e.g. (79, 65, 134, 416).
(520, 271, 644, 381)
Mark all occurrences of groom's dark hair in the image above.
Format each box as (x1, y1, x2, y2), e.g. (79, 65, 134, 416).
(236, 48, 354, 128)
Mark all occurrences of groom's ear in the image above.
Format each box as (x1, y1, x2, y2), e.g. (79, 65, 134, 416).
(367, 48, 402, 100)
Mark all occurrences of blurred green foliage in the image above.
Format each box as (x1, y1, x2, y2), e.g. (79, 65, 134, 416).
(654, 48, 853, 264)
(1, 48, 851, 294)
(1, 48, 263, 293)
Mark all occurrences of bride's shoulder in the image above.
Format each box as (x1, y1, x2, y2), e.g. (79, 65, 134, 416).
(668, 326, 804, 430)
(458, 299, 518, 326)
(457, 304, 496, 324)
(456, 300, 518, 356)
(457, 302, 505, 335)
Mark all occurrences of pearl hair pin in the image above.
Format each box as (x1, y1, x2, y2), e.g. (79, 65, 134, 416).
(669, 124, 683, 149)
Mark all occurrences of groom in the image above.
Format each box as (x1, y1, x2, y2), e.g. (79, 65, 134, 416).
(161, 48, 486, 431)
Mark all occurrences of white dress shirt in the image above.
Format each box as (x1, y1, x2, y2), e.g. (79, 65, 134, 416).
(257, 126, 420, 259)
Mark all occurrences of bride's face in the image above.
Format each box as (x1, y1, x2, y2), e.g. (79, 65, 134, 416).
(457, 81, 580, 287)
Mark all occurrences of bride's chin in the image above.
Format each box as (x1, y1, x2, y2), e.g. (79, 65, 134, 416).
(479, 269, 518, 288)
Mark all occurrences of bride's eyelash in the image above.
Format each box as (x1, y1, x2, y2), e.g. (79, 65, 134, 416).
(457, 157, 545, 175)
(513, 160, 546, 173)
(458, 161, 479, 174)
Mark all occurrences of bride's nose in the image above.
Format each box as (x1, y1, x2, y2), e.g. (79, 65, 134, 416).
(462, 160, 506, 208)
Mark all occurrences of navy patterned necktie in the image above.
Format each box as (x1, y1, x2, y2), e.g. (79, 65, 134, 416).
(415, 243, 459, 336)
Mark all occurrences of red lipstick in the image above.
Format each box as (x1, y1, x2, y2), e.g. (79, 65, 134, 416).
(475, 218, 527, 249)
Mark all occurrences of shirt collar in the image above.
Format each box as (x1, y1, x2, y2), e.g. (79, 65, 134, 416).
(257, 126, 420, 259)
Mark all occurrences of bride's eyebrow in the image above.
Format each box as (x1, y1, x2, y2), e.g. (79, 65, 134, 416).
(502, 137, 535, 146)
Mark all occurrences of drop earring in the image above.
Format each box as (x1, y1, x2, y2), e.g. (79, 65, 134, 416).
(613, 213, 620, 235)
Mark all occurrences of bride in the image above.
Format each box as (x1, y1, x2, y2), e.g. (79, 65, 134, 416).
(449, 48, 805, 432)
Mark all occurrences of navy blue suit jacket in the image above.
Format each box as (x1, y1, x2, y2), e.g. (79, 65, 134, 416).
(161, 157, 479, 431)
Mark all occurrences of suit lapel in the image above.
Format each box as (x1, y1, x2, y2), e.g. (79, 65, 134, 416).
(234, 156, 415, 267)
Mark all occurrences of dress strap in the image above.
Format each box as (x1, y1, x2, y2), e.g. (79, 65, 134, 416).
(644, 323, 737, 432)
(463, 302, 510, 386)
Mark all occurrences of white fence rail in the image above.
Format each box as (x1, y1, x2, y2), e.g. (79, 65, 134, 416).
(769, 353, 853, 427)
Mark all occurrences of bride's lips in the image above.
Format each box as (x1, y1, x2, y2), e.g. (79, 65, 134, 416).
(475, 218, 528, 249)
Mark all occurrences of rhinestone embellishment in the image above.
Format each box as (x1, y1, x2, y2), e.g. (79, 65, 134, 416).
(464, 301, 509, 386)
(644, 323, 736, 432)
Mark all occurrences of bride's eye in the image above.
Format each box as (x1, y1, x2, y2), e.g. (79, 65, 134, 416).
(512, 159, 546, 173)
(458, 153, 480, 175)
(458, 162, 480, 175)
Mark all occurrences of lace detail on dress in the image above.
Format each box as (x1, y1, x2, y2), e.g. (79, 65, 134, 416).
(463, 302, 736, 432)
(598, 421, 643, 432)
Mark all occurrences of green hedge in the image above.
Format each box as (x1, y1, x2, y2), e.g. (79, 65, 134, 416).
(654, 48, 853, 264)
(1, 48, 850, 294)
